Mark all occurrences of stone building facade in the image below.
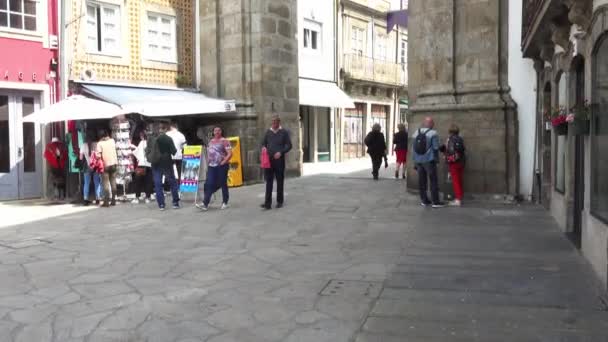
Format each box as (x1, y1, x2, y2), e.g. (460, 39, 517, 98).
(521, 0, 608, 289)
(407, 0, 518, 197)
(199, 0, 301, 180)
(337, 0, 408, 161)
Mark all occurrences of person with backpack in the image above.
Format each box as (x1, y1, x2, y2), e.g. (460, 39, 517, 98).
(393, 123, 408, 179)
(441, 124, 466, 206)
(412, 117, 445, 208)
(146, 122, 179, 211)
(364, 123, 388, 180)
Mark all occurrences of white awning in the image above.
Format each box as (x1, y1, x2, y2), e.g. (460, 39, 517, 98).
(80, 82, 236, 117)
(23, 95, 126, 124)
(299, 79, 355, 109)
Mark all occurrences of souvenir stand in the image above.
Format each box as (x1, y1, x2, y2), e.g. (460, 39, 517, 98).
(111, 116, 135, 201)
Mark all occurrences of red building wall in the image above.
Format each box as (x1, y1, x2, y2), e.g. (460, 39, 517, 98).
(0, 0, 60, 101)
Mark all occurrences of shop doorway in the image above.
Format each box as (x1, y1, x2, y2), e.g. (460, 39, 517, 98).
(301, 106, 331, 163)
(0, 91, 42, 200)
(343, 103, 365, 160)
(571, 57, 585, 248)
(370, 104, 389, 137)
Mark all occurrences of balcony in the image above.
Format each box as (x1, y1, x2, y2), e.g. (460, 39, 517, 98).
(343, 54, 407, 87)
(522, 0, 546, 43)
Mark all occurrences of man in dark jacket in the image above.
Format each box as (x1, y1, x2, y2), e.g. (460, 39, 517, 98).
(364, 123, 388, 180)
(260, 115, 292, 209)
(151, 122, 179, 211)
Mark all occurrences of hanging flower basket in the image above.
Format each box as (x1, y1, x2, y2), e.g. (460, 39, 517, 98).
(554, 123, 568, 135)
(566, 101, 591, 136)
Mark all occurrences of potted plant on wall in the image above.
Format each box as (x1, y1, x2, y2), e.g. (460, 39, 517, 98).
(567, 100, 591, 135)
(551, 106, 568, 135)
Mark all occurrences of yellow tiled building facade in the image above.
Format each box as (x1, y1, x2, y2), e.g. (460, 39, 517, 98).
(66, 0, 194, 86)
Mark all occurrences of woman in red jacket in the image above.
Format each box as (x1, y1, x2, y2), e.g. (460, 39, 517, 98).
(44, 137, 67, 200)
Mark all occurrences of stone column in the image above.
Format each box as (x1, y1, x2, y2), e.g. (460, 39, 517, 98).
(407, 0, 519, 197)
(200, 0, 301, 180)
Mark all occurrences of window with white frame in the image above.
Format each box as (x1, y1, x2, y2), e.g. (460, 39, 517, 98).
(375, 34, 387, 61)
(144, 12, 177, 63)
(303, 20, 321, 53)
(0, 0, 37, 31)
(400, 40, 407, 64)
(86, 2, 121, 54)
(351, 27, 365, 56)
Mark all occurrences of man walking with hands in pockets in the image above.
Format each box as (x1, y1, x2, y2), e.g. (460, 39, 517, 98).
(260, 115, 292, 210)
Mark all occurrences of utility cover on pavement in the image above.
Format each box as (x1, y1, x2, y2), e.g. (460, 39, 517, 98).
(320, 280, 382, 298)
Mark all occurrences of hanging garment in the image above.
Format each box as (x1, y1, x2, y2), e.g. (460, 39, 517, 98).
(44, 140, 67, 171)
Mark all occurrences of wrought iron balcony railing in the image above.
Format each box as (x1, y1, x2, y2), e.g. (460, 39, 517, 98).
(522, 0, 546, 42)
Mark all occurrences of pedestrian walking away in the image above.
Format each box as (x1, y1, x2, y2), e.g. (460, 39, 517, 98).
(412, 117, 445, 208)
(364, 123, 388, 180)
(147, 122, 180, 211)
(441, 124, 466, 206)
(260, 115, 292, 210)
(393, 123, 408, 179)
(166, 121, 187, 190)
(130, 126, 153, 204)
(200, 126, 233, 211)
(96, 129, 118, 207)
(80, 130, 102, 206)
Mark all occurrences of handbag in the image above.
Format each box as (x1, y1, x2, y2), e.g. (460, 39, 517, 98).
(260, 147, 271, 169)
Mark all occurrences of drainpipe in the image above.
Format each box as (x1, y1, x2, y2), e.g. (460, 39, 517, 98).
(194, 0, 201, 90)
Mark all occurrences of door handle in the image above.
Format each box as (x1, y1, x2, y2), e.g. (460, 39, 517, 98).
(17, 147, 23, 158)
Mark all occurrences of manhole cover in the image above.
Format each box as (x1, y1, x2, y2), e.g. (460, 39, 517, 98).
(326, 206, 359, 213)
(0, 238, 51, 249)
(320, 280, 382, 298)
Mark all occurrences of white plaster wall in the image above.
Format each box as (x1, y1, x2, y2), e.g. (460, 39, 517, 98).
(583, 214, 608, 288)
(508, 0, 537, 199)
(298, 0, 335, 81)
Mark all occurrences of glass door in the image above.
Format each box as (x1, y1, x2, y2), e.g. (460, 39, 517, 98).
(0, 91, 42, 200)
(0, 93, 18, 200)
(18, 95, 42, 199)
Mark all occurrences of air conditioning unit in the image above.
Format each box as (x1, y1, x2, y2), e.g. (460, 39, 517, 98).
(49, 35, 59, 49)
(80, 68, 96, 81)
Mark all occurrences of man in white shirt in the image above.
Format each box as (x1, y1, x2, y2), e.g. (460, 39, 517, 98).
(166, 121, 187, 188)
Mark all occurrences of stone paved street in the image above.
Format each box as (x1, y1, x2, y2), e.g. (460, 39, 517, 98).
(0, 169, 606, 342)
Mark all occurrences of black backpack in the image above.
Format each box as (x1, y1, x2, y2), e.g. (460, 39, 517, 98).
(414, 128, 430, 155)
(145, 135, 161, 164)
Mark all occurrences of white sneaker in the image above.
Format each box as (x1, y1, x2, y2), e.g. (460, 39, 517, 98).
(449, 200, 462, 207)
(220, 203, 229, 210)
(145, 198, 151, 204)
(131, 198, 140, 204)
(196, 203, 208, 211)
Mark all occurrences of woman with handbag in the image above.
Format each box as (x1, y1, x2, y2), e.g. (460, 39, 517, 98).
(79, 131, 102, 206)
(131, 129, 153, 204)
(442, 124, 466, 206)
(199, 126, 233, 211)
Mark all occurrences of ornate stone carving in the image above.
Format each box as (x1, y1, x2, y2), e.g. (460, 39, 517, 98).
(540, 43, 555, 63)
(550, 22, 571, 50)
(568, 0, 592, 31)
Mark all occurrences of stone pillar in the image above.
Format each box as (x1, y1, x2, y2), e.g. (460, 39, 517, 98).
(200, 0, 301, 181)
(407, 0, 519, 197)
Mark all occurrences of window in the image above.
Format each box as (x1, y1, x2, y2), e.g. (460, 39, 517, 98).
(375, 34, 387, 61)
(144, 12, 177, 63)
(555, 73, 567, 193)
(0, 0, 37, 31)
(303, 19, 321, 53)
(351, 27, 365, 56)
(86, 2, 121, 54)
(591, 35, 608, 223)
(400, 40, 407, 64)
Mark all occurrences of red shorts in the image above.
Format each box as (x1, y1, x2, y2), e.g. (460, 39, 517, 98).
(396, 149, 407, 164)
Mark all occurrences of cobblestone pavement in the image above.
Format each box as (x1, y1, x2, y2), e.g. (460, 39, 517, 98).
(0, 169, 606, 342)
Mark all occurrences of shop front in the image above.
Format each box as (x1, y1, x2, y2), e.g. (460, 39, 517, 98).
(298, 78, 355, 164)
